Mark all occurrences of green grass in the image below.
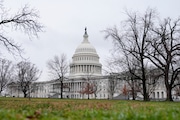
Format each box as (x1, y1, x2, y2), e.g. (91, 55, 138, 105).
(0, 97, 179, 120)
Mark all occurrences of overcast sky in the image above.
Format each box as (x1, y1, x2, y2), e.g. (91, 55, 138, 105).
(2, 0, 180, 81)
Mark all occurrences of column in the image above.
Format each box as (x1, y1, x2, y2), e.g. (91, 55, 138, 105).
(87, 65, 89, 72)
(78, 82, 80, 91)
(75, 65, 77, 73)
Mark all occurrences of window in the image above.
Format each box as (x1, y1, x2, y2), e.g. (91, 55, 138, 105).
(161, 92, 164, 98)
(153, 92, 155, 98)
(157, 92, 159, 98)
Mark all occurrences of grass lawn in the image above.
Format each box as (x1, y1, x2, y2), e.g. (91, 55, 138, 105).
(0, 97, 179, 120)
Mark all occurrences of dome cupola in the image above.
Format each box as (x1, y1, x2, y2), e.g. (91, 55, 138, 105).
(75, 28, 97, 54)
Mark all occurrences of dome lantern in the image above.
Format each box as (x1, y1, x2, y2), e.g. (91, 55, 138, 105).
(83, 27, 89, 43)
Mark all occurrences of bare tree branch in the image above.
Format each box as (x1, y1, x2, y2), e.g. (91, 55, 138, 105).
(0, 3, 43, 56)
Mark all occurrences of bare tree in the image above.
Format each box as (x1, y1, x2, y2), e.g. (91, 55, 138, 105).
(104, 56, 122, 99)
(107, 73, 118, 99)
(91, 80, 101, 99)
(47, 54, 68, 99)
(121, 71, 140, 100)
(16, 61, 40, 98)
(104, 9, 156, 101)
(126, 79, 139, 100)
(104, 38, 157, 100)
(174, 85, 180, 99)
(79, 71, 96, 99)
(119, 51, 141, 100)
(79, 79, 97, 99)
(0, 1, 43, 56)
(121, 84, 129, 99)
(79, 80, 100, 99)
(146, 18, 180, 101)
(145, 67, 162, 99)
(0, 58, 14, 95)
(122, 52, 162, 99)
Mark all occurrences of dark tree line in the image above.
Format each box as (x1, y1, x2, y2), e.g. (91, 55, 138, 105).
(104, 8, 180, 101)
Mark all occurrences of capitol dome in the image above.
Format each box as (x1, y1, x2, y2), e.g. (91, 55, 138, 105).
(75, 32, 97, 54)
(69, 28, 102, 78)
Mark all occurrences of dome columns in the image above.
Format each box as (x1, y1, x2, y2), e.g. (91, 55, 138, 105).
(70, 64, 101, 74)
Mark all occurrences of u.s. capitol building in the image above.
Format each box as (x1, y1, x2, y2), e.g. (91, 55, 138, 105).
(7, 28, 178, 100)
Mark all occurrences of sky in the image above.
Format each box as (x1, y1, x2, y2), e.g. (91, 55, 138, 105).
(2, 0, 180, 81)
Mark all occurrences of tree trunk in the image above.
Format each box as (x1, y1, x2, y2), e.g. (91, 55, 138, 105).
(164, 69, 173, 101)
(165, 77, 173, 101)
(23, 92, 27, 98)
(60, 80, 63, 99)
(166, 87, 173, 101)
(131, 79, 136, 100)
(95, 94, 97, 99)
(141, 56, 149, 101)
(0, 90, 2, 96)
(28, 91, 31, 100)
(132, 87, 136, 100)
(88, 94, 89, 99)
(87, 80, 90, 100)
(142, 80, 148, 101)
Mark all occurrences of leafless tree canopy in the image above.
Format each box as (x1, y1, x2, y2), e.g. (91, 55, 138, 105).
(107, 74, 118, 99)
(47, 54, 68, 99)
(0, 58, 14, 94)
(146, 17, 180, 101)
(79, 80, 97, 99)
(0, 2, 43, 55)
(79, 74, 100, 99)
(16, 61, 40, 98)
(104, 9, 156, 101)
(104, 8, 180, 101)
(47, 54, 68, 79)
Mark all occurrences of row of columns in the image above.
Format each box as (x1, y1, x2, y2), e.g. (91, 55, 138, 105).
(65, 81, 108, 99)
(67, 81, 96, 98)
(69, 82, 83, 92)
(66, 82, 83, 98)
(73, 56, 98, 62)
(70, 65, 101, 73)
(152, 91, 165, 99)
